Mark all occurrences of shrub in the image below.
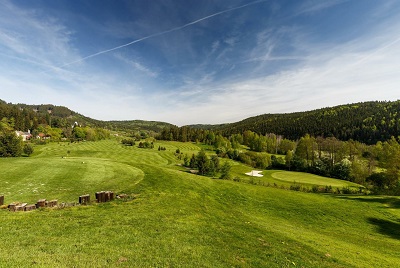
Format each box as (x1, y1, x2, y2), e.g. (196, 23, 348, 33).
(233, 177, 241, 182)
(311, 185, 319, 193)
(121, 138, 135, 146)
(23, 143, 34, 156)
(290, 183, 301, 191)
(324, 185, 333, 193)
(341, 187, 353, 194)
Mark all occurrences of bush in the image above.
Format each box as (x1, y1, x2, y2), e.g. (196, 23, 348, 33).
(138, 141, 153, 149)
(324, 185, 333, 193)
(311, 185, 319, 193)
(340, 187, 350, 194)
(121, 138, 135, 146)
(23, 143, 34, 156)
(290, 182, 301, 191)
(271, 155, 286, 169)
(233, 177, 241, 182)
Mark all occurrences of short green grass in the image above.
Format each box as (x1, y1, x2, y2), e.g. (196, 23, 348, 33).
(0, 139, 399, 267)
(270, 171, 362, 188)
(230, 165, 362, 189)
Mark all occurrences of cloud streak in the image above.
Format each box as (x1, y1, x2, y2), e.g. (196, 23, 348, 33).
(55, 0, 268, 69)
(152, 19, 400, 125)
(1, 0, 400, 126)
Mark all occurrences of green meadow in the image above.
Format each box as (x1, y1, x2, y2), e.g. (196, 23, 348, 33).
(0, 139, 399, 267)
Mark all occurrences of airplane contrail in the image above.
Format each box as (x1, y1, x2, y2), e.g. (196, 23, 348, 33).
(57, 0, 268, 69)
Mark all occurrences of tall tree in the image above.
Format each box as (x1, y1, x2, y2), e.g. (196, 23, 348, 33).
(196, 150, 209, 175)
(295, 134, 316, 167)
(0, 131, 23, 157)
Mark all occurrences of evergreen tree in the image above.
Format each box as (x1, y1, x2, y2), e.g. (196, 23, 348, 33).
(189, 154, 196, 169)
(196, 150, 209, 175)
(219, 162, 232, 180)
(0, 131, 23, 157)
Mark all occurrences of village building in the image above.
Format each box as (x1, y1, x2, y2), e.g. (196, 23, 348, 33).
(15, 130, 32, 141)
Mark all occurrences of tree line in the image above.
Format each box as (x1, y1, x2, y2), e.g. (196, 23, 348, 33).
(0, 116, 110, 157)
(190, 101, 400, 145)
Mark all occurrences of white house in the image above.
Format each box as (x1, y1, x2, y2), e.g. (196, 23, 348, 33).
(15, 130, 32, 141)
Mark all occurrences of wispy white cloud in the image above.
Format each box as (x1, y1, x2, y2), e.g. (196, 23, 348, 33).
(0, 2, 142, 109)
(0, 1, 79, 68)
(1, 0, 399, 127)
(54, 0, 269, 70)
(151, 16, 400, 125)
(296, 0, 349, 15)
(114, 53, 158, 78)
(210, 40, 220, 54)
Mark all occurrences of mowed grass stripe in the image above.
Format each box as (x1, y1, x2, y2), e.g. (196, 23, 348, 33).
(0, 157, 143, 203)
(37, 140, 170, 166)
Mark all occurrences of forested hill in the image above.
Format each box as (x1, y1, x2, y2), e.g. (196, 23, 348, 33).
(0, 100, 173, 133)
(3, 99, 400, 144)
(104, 120, 174, 133)
(210, 101, 400, 145)
(187, 123, 228, 130)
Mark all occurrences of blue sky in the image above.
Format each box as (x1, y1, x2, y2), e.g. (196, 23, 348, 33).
(1, 0, 400, 125)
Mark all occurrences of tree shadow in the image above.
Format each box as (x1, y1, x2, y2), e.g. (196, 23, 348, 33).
(367, 217, 400, 240)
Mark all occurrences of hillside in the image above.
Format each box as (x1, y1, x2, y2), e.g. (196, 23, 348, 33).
(187, 123, 228, 130)
(0, 100, 174, 133)
(3, 99, 400, 144)
(105, 120, 174, 133)
(0, 140, 399, 267)
(204, 101, 400, 144)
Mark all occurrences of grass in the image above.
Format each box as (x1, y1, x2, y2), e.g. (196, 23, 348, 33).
(0, 139, 399, 267)
(230, 165, 362, 189)
(270, 171, 362, 188)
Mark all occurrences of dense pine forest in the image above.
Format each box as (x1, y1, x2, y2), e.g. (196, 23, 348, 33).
(188, 101, 400, 145)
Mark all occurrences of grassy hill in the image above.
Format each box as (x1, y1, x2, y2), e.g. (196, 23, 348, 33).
(0, 139, 399, 267)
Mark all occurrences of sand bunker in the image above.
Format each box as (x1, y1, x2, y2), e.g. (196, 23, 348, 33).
(245, 170, 263, 177)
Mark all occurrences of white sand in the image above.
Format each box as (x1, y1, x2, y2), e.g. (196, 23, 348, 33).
(245, 170, 263, 177)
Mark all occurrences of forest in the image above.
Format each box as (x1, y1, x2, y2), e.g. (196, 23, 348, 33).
(190, 101, 400, 145)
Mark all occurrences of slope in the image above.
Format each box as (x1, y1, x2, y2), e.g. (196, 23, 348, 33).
(0, 139, 399, 267)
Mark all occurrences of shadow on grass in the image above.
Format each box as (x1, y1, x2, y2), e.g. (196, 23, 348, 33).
(368, 217, 400, 240)
(333, 196, 400, 209)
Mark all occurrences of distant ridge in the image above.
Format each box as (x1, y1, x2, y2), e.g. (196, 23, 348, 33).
(0, 100, 174, 133)
(186, 123, 228, 130)
(3, 99, 400, 143)
(196, 100, 400, 144)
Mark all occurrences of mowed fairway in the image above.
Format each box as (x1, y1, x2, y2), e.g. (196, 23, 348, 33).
(271, 171, 362, 188)
(0, 139, 399, 267)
